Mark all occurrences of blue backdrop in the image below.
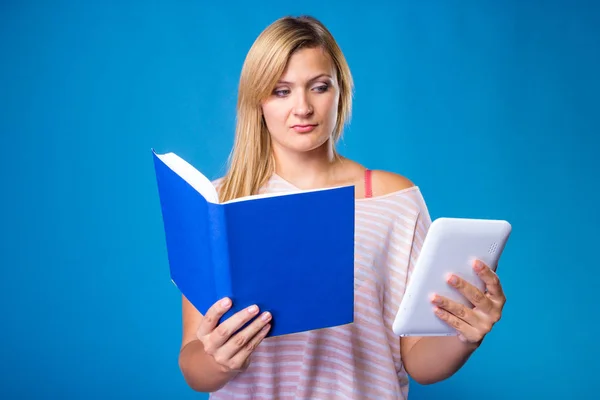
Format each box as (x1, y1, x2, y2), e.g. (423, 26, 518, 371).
(1, 1, 598, 399)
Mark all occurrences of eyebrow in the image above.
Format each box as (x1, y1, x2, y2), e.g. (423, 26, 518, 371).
(277, 74, 333, 85)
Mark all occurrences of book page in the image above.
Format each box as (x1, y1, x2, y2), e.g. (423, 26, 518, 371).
(154, 151, 219, 203)
(223, 185, 353, 204)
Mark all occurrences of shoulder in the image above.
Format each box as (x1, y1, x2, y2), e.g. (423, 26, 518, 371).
(365, 169, 429, 217)
(367, 169, 431, 233)
(338, 157, 416, 199)
(369, 169, 416, 198)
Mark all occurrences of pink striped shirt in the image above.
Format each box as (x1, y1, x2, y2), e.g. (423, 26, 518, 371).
(210, 173, 432, 399)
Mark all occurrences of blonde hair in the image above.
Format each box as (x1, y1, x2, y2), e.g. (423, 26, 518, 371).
(217, 15, 354, 202)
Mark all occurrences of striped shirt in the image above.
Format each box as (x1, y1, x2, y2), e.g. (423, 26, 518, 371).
(210, 173, 432, 400)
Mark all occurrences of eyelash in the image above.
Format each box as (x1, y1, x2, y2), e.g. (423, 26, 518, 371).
(274, 84, 329, 97)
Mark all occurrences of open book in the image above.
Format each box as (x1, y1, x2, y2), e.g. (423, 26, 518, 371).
(151, 149, 356, 337)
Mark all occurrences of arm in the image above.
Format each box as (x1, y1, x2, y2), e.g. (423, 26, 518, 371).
(179, 295, 272, 392)
(371, 170, 506, 384)
(400, 334, 480, 384)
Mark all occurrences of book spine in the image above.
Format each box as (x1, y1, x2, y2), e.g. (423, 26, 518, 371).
(207, 203, 232, 299)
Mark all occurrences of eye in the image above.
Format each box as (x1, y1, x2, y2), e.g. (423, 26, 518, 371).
(313, 84, 329, 93)
(273, 88, 290, 97)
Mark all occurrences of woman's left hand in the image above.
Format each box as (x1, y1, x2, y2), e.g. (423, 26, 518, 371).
(431, 259, 506, 344)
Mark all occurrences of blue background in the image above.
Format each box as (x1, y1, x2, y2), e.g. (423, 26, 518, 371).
(1, 1, 598, 399)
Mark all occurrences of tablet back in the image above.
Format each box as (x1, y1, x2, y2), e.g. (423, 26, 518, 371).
(392, 217, 511, 337)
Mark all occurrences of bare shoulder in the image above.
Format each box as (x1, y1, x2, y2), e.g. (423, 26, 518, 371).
(370, 170, 415, 197)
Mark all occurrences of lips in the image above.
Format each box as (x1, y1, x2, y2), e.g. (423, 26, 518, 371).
(291, 124, 318, 133)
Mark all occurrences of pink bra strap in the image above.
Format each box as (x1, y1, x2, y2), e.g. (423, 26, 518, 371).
(364, 169, 373, 198)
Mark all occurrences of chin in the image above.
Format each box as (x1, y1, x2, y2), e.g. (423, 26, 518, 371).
(275, 133, 331, 154)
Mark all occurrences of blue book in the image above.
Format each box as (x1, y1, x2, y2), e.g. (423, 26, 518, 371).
(151, 149, 355, 337)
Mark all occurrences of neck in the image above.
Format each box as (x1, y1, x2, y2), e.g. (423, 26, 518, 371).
(272, 140, 342, 190)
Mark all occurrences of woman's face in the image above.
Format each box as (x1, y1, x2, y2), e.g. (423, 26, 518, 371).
(261, 46, 340, 156)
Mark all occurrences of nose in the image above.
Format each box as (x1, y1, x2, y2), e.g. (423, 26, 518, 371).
(293, 91, 313, 117)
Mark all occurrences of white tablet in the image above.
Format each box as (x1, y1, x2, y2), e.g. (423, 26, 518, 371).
(392, 217, 512, 337)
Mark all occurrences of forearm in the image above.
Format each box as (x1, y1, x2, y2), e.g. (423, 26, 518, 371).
(404, 336, 480, 385)
(179, 339, 238, 392)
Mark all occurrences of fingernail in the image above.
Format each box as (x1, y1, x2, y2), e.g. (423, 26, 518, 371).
(247, 305, 258, 314)
(431, 295, 442, 305)
(434, 307, 443, 316)
(474, 260, 483, 271)
(448, 275, 458, 285)
(261, 312, 271, 322)
(221, 298, 231, 308)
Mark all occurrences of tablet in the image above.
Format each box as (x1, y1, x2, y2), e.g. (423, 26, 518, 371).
(392, 217, 512, 337)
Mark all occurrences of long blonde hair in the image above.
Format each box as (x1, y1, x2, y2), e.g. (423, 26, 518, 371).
(218, 15, 354, 202)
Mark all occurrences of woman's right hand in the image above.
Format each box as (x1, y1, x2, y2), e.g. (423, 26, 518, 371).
(197, 297, 272, 374)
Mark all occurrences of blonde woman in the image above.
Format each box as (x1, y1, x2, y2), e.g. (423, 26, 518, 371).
(178, 15, 506, 399)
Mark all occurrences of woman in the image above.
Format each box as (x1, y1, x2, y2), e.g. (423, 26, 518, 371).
(178, 15, 506, 399)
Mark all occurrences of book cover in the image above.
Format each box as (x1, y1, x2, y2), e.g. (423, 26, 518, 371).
(151, 149, 356, 337)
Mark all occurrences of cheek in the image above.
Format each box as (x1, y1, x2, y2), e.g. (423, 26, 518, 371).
(321, 95, 339, 124)
(262, 103, 289, 131)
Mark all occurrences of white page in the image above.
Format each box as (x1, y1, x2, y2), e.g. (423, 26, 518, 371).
(223, 185, 351, 204)
(154, 150, 353, 204)
(154, 151, 219, 203)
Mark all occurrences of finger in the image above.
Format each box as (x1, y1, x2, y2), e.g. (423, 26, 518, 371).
(473, 260, 505, 299)
(227, 323, 272, 371)
(447, 274, 494, 313)
(434, 307, 483, 343)
(431, 294, 478, 326)
(208, 304, 262, 349)
(197, 297, 233, 337)
(220, 311, 272, 360)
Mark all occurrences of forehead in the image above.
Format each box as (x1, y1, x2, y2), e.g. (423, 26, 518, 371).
(279, 47, 335, 81)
